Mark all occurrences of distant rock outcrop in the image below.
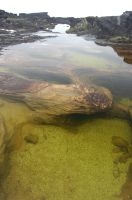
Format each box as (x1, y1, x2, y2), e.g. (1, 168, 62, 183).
(67, 11, 132, 41)
(0, 9, 54, 32)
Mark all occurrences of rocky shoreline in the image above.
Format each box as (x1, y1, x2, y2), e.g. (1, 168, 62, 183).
(67, 11, 132, 41)
(0, 9, 81, 50)
(1, 9, 132, 63)
(66, 11, 132, 64)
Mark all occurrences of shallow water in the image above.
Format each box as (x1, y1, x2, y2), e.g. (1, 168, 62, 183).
(0, 24, 132, 200)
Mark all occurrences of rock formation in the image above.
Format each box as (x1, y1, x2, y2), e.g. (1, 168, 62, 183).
(67, 11, 132, 42)
(0, 72, 112, 120)
(0, 9, 53, 32)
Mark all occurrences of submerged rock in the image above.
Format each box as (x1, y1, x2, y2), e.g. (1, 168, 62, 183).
(0, 72, 113, 120)
(24, 134, 38, 144)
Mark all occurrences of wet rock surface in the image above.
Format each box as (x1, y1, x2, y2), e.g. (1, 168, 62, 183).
(0, 9, 80, 50)
(0, 72, 112, 119)
(0, 9, 57, 50)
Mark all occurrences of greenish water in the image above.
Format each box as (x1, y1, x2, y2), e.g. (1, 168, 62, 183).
(0, 24, 132, 200)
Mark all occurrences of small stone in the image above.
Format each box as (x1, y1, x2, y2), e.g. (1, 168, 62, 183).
(24, 134, 38, 144)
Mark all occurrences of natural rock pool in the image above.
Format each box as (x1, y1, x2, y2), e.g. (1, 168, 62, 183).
(0, 24, 132, 200)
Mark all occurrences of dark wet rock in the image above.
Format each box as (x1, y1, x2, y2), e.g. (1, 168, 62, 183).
(51, 17, 81, 26)
(0, 10, 54, 32)
(0, 72, 112, 121)
(0, 10, 56, 51)
(24, 134, 39, 144)
(0, 33, 56, 48)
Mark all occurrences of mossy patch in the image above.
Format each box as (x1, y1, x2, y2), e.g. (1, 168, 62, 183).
(1, 118, 132, 200)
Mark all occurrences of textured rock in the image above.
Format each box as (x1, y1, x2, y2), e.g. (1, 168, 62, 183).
(68, 11, 132, 41)
(0, 72, 112, 119)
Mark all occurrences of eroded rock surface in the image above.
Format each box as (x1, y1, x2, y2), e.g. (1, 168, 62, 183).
(0, 72, 113, 118)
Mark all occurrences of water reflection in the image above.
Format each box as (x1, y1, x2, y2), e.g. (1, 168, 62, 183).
(113, 46, 132, 64)
(0, 25, 132, 99)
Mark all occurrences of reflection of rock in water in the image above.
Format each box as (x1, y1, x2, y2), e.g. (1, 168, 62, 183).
(113, 46, 132, 64)
(0, 72, 113, 122)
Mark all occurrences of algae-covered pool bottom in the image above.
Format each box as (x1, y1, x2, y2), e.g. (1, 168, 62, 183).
(0, 99, 132, 200)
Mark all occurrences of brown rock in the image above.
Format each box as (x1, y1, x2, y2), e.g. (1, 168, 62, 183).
(0, 72, 113, 121)
(24, 134, 38, 144)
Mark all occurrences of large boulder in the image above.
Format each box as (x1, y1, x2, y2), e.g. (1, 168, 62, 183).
(0, 72, 113, 119)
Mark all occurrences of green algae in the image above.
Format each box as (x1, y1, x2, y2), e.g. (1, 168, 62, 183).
(69, 53, 108, 69)
(0, 98, 33, 140)
(1, 117, 132, 200)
